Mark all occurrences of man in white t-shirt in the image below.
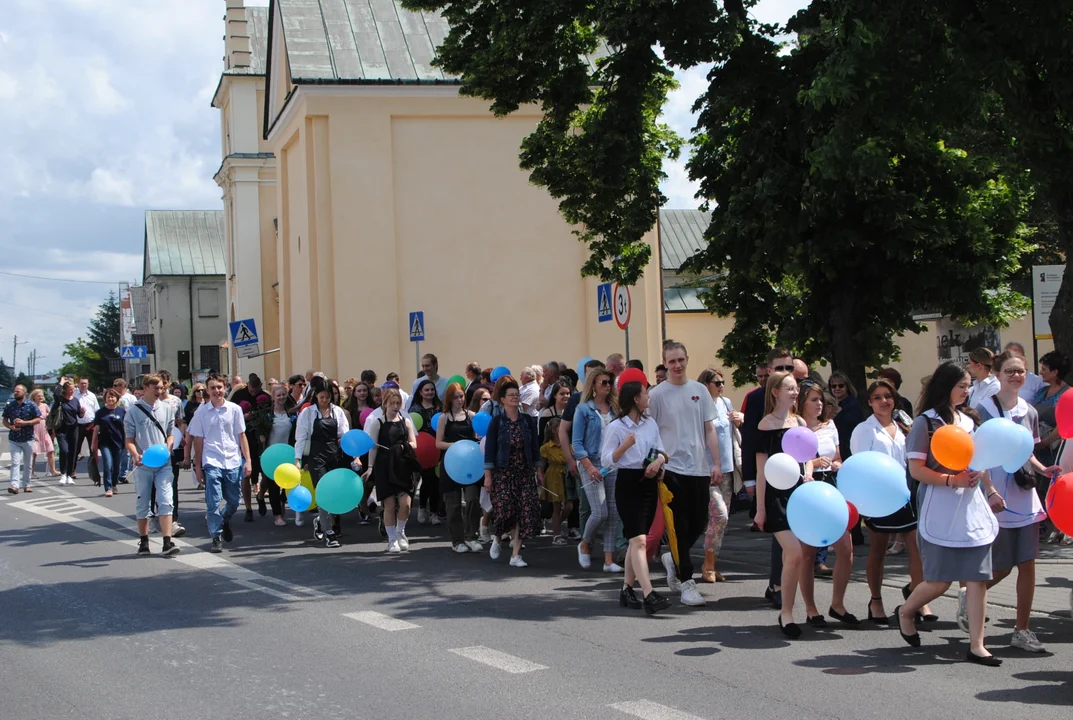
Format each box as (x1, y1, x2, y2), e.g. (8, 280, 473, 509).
(73, 377, 100, 464)
(411, 353, 448, 400)
(648, 340, 723, 608)
(518, 367, 541, 417)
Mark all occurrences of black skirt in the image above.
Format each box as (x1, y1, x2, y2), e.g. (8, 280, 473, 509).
(615, 467, 660, 538)
(864, 482, 918, 533)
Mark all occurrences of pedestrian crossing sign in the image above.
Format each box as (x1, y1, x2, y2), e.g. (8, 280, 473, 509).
(409, 311, 425, 342)
(121, 346, 134, 359)
(120, 346, 147, 359)
(597, 283, 613, 323)
(229, 318, 259, 347)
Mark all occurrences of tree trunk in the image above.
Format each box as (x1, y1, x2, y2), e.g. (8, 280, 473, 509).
(1048, 191, 1073, 384)
(829, 295, 868, 394)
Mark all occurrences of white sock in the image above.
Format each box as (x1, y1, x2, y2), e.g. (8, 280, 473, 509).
(386, 526, 397, 543)
(396, 518, 408, 535)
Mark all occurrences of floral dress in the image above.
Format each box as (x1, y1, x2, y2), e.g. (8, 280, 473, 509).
(492, 417, 542, 539)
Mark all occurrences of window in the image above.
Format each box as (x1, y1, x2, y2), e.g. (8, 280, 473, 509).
(198, 288, 220, 318)
(200, 345, 221, 371)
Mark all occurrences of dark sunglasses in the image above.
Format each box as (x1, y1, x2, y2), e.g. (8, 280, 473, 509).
(712, 380, 725, 387)
(598, 380, 611, 387)
(829, 383, 846, 390)
(772, 365, 794, 372)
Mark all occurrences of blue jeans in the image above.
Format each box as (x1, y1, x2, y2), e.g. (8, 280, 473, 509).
(99, 445, 121, 492)
(204, 465, 241, 539)
(119, 448, 131, 479)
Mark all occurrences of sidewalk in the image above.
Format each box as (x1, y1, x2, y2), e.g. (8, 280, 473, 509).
(714, 512, 1073, 617)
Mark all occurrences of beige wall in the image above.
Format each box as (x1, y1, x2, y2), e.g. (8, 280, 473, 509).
(269, 91, 661, 386)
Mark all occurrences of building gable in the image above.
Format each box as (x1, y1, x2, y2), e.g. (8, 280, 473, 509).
(143, 210, 227, 279)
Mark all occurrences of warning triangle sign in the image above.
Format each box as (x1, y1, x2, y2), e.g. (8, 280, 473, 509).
(599, 288, 612, 317)
(235, 322, 256, 343)
(410, 315, 424, 338)
(121, 347, 134, 359)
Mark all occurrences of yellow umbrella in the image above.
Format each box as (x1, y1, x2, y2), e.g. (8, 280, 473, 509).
(658, 480, 679, 567)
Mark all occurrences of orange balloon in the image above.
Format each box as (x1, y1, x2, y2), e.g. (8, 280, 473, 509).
(930, 424, 974, 472)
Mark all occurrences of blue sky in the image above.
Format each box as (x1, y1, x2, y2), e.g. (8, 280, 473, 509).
(0, 0, 805, 376)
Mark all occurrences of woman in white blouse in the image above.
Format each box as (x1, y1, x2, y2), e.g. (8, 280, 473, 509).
(796, 381, 858, 626)
(600, 380, 671, 615)
(850, 379, 934, 624)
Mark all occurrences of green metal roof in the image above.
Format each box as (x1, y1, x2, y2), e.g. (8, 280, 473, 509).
(659, 208, 711, 271)
(143, 211, 226, 278)
(230, 5, 269, 77)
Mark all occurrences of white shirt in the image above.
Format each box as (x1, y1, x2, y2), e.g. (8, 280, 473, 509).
(188, 401, 246, 470)
(269, 412, 293, 447)
(118, 392, 136, 409)
(519, 381, 541, 417)
(967, 375, 999, 409)
(648, 379, 717, 476)
(977, 396, 1045, 529)
(814, 421, 839, 460)
(850, 414, 906, 467)
(600, 414, 665, 469)
(410, 376, 447, 401)
(74, 389, 100, 425)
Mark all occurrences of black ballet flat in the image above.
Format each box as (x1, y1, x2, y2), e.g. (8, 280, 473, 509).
(806, 615, 827, 628)
(828, 608, 861, 626)
(778, 615, 802, 639)
(892, 605, 920, 647)
(965, 650, 1002, 667)
(867, 597, 887, 625)
(921, 613, 939, 623)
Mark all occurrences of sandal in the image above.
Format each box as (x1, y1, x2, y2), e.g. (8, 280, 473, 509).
(886, 541, 906, 556)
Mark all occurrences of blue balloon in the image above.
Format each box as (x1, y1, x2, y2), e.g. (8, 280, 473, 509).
(490, 366, 511, 382)
(1001, 424, 1035, 473)
(577, 357, 594, 378)
(970, 417, 1022, 471)
(141, 444, 170, 469)
(836, 451, 911, 518)
(787, 481, 850, 548)
(341, 429, 374, 457)
(288, 485, 313, 513)
(315, 468, 364, 514)
(261, 443, 296, 480)
(471, 412, 492, 437)
(431, 412, 444, 433)
(444, 440, 485, 484)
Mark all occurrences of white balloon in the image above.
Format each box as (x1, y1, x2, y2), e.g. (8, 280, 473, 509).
(765, 452, 801, 490)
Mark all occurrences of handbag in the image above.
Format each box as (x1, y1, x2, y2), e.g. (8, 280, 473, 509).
(46, 400, 64, 432)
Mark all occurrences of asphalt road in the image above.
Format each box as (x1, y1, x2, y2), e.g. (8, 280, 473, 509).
(0, 468, 1070, 720)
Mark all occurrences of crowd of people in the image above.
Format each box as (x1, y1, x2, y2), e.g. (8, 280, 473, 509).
(3, 341, 1070, 665)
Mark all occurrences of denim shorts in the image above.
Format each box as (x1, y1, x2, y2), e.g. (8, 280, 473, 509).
(135, 464, 173, 519)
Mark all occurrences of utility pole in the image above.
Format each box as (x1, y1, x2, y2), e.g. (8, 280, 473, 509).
(13, 335, 27, 376)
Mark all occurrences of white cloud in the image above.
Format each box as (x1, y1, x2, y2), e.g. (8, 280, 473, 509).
(0, 70, 16, 100)
(85, 65, 128, 115)
(89, 168, 135, 206)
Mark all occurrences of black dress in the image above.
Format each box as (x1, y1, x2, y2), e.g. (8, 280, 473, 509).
(373, 417, 414, 500)
(757, 427, 803, 534)
(441, 415, 476, 487)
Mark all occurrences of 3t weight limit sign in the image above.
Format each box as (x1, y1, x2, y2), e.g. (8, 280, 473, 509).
(613, 283, 631, 330)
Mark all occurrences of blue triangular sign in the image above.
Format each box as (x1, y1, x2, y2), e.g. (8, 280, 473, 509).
(410, 315, 424, 338)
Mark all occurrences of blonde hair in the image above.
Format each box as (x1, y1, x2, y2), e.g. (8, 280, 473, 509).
(30, 389, 44, 403)
(764, 371, 797, 416)
(381, 388, 403, 417)
(580, 368, 619, 415)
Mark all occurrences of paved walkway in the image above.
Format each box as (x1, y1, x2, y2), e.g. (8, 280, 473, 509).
(715, 512, 1073, 617)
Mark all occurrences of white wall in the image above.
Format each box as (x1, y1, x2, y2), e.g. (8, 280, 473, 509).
(149, 276, 229, 377)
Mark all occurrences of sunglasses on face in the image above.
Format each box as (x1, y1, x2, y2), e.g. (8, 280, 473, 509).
(772, 365, 794, 372)
(830, 383, 845, 390)
(712, 380, 725, 387)
(598, 380, 611, 387)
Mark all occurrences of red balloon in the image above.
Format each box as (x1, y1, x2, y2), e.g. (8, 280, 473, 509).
(617, 368, 648, 391)
(846, 501, 860, 532)
(1056, 391, 1073, 440)
(1046, 473, 1073, 535)
(415, 432, 439, 470)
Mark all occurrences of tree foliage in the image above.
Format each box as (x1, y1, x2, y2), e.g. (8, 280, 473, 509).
(61, 292, 120, 390)
(0, 358, 14, 389)
(407, 0, 1067, 383)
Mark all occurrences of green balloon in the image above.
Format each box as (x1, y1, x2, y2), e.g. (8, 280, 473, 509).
(315, 468, 364, 514)
(446, 375, 467, 392)
(410, 411, 424, 431)
(261, 443, 295, 480)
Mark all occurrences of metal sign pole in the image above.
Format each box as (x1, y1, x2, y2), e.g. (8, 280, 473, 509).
(416, 340, 421, 376)
(625, 326, 631, 361)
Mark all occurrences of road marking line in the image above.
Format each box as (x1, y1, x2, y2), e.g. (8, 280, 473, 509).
(343, 611, 421, 631)
(447, 646, 547, 674)
(609, 701, 707, 720)
(7, 491, 328, 602)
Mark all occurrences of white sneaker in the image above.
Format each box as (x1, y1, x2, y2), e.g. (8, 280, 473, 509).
(479, 523, 491, 543)
(398, 534, 410, 551)
(1010, 629, 1045, 653)
(509, 555, 528, 568)
(680, 579, 706, 606)
(430, 514, 443, 526)
(465, 540, 484, 552)
(577, 543, 592, 569)
(387, 540, 401, 553)
(603, 563, 624, 573)
(956, 587, 969, 633)
(489, 541, 501, 560)
(662, 552, 682, 592)
(294, 511, 305, 527)
(417, 508, 429, 524)
(453, 543, 470, 553)
(66, 475, 76, 485)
